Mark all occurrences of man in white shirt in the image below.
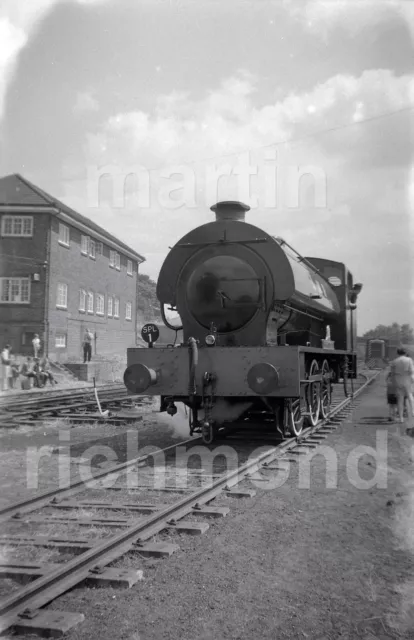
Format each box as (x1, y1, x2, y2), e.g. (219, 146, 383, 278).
(390, 348, 414, 422)
(1, 345, 11, 391)
(32, 334, 41, 358)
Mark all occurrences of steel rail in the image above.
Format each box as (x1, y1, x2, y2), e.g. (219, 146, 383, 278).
(0, 436, 201, 523)
(0, 383, 125, 410)
(0, 370, 380, 633)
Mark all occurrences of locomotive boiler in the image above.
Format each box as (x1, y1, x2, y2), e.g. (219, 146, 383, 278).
(124, 201, 363, 442)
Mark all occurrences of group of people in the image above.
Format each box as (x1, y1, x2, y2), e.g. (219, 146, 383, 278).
(1, 337, 57, 391)
(386, 348, 414, 423)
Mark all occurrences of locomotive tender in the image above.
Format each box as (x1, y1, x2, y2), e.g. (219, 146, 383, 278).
(124, 201, 363, 443)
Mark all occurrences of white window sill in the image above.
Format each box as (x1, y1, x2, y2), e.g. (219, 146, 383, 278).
(58, 241, 70, 248)
(127, 272, 133, 277)
(56, 305, 67, 310)
(87, 310, 94, 315)
(89, 256, 96, 260)
(96, 312, 104, 316)
(126, 318, 132, 322)
(81, 251, 88, 256)
(0, 301, 31, 304)
(115, 267, 121, 271)
(109, 264, 115, 268)
(79, 309, 86, 313)
(114, 315, 119, 319)
(1, 233, 33, 238)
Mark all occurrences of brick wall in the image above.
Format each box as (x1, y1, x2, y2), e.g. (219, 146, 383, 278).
(0, 212, 49, 352)
(47, 216, 139, 361)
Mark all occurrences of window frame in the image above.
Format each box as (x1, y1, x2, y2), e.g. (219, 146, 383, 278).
(115, 252, 121, 271)
(81, 235, 89, 256)
(96, 293, 105, 316)
(55, 334, 67, 348)
(0, 277, 31, 304)
(1, 215, 33, 237)
(89, 239, 96, 260)
(125, 301, 132, 321)
(107, 296, 113, 317)
(114, 297, 120, 318)
(58, 223, 70, 247)
(79, 289, 86, 312)
(87, 291, 94, 314)
(127, 259, 133, 276)
(56, 283, 68, 309)
(109, 250, 115, 268)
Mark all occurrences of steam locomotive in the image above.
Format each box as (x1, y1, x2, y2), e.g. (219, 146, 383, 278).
(124, 201, 363, 443)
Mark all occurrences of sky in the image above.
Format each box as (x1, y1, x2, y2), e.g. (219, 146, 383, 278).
(0, 0, 413, 333)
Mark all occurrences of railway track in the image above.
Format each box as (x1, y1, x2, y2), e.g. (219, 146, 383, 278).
(0, 383, 152, 427)
(0, 371, 381, 637)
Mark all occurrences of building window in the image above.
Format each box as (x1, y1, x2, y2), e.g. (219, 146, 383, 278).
(96, 242, 103, 256)
(107, 296, 113, 317)
(126, 301, 132, 320)
(96, 294, 105, 316)
(87, 291, 94, 314)
(114, 297, 120, 318)
(55, 334, 67, 348)
(110, 250, 120, 270)
(127, 260, 133, 276)
(56, 283, 68, 309)
(0, 277, 30, 303)
(58, 223, 70, 247)
(81, 235, 89, 255)
(1, 216, 33, 237)
(89, 239, 96, 259)
(79, 289, 86, 312)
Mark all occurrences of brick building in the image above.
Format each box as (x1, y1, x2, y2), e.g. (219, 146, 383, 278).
(0, 174, 145, 362)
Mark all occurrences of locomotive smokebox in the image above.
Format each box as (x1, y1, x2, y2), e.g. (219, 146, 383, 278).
(210, 200, 250, 222)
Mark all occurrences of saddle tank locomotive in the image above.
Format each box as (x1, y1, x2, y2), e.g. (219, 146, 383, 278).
(124, 201, 363, 443)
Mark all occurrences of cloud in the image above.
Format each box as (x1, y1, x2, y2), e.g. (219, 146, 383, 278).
(284, 0, 414, 39)
(0, 0, 115, 120)
(85, 67, 414, 185)
(73, 90, 99, 114)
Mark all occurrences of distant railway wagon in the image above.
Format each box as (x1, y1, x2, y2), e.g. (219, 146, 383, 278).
(365, 338, 402, 367)
(124, 201, 363, 443)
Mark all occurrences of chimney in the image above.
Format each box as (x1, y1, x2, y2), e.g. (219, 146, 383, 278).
(210, 201, 250, 222)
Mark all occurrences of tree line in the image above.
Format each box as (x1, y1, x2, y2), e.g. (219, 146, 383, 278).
(362, 323, 414, 344)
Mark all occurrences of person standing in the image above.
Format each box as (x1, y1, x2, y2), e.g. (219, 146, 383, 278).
(9, 355, 20, 389)
(1, 345, 11, 392)
(83, 329, 93, 363)
(389, 348, 414, 423)
(32, 334, 41, 358)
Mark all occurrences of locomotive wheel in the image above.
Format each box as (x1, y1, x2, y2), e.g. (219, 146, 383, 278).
(319, 359, 332, 419)
(306, 359, 321, 427)
(288, 398, 305, 437)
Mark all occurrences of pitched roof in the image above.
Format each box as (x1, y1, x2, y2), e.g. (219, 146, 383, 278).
(0, 174, 145, 263)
